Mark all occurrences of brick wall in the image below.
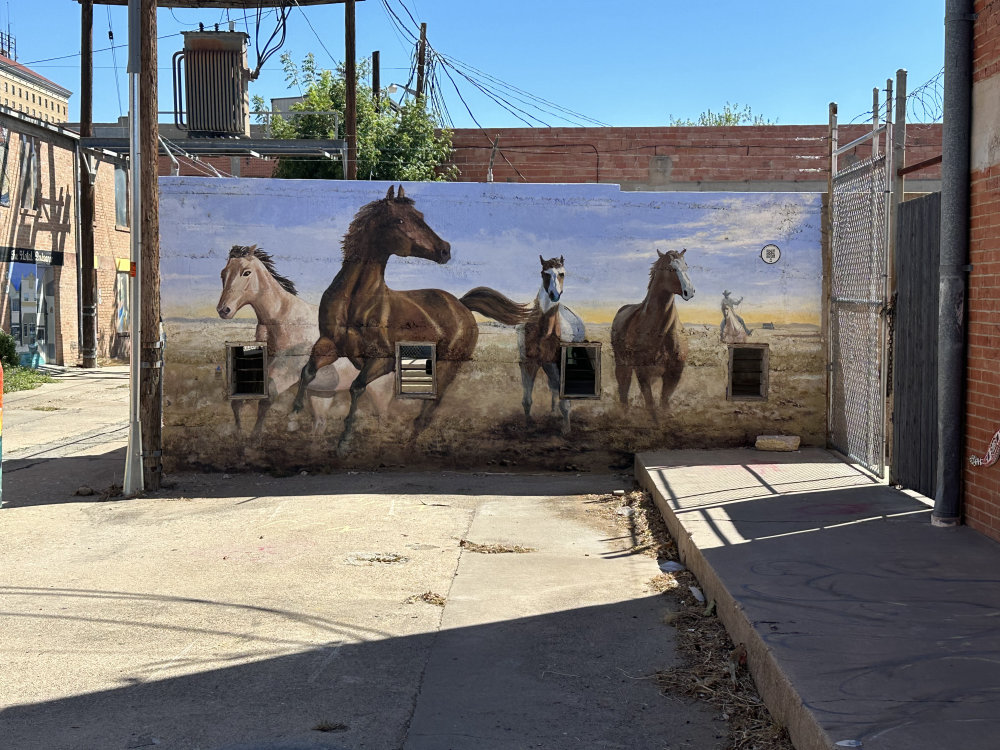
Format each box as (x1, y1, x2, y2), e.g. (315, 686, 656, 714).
(154, 123, 942, 189)
(92, 156, 132, 360)
(966, 0, 1000, 538)
(445, 124, 942, 188)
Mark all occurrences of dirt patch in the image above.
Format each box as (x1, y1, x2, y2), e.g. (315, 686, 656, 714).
(656, 568, 793, 750)
(459, 539, 535, 554)
(312, 721, 348, 733)
(593, 488, 793, 750)
(587, 488, 678, 560)
(405, 591, 446, 606)
(345, 552, 409, 566)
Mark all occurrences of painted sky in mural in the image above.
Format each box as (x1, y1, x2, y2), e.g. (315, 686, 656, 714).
(159, 179, 822, 325)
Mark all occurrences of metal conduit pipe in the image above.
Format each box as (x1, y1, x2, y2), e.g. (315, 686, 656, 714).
(934, 0, 976, 525)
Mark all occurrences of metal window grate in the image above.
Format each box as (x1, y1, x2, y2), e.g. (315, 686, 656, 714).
(560, 343, 601, 399)
(728, 344, 769, 400)
(397, 342, 436, 398)
(226, 342, 267, 399)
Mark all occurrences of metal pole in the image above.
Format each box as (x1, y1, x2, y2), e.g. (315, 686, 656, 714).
(124, 0, 142, 496)
(344, 0, 357, 179)
(826, 102, 838, 449)
(887, 70, 907, 485)
(935, 0, 975, 525)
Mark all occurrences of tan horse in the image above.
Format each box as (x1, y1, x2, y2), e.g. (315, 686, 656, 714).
(217, 245, 393, 435)
(611, 249, 696, 415)
(292, 185, 530, 455)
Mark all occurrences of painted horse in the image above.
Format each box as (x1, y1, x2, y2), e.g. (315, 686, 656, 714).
(217, 244, 393, 436)
(517, 255, 587, 434)
(611, 248, 696, 415)
(292, 185, 530, 455)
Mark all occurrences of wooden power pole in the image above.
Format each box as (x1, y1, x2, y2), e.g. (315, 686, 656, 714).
(415, 22, 427, 98)
(139, 0, 162, 490)
(79, 0, 97, 369)
(344, 0, 357, 179)
(372, 50, 380, 111)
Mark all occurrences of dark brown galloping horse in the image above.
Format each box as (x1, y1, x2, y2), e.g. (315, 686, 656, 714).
(611, 249, 696, 415)
(292, 185, 529, 454)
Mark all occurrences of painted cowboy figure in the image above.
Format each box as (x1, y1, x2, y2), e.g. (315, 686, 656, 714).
(720, 290, 752, 343)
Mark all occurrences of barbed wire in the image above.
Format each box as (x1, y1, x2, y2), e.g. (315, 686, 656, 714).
(848, 67, 944, 124)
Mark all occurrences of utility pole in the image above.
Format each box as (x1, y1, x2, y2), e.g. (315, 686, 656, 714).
(139, 0, 162, 490)
(372, 50, 380, 111)
(79, 0, 97, 369)
(415, 22, 427, 98)
(344, 0, 357, 179)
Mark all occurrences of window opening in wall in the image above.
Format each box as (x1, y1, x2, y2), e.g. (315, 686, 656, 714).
(560, 342, 602, 398)
(396, 342, 436, 398)
(114, 162, 129, 227)
(0, 126, 10, 207)
(226, 342, 268, 399)
(728, 344, 769, 400)
(18, 135, 38, 210)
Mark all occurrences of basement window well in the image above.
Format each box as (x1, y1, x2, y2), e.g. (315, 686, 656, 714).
(728, 344, 769, 400)
(560, 343, 602, 399)
(226, 342, 268, 399)
(397, 342, 436, 398)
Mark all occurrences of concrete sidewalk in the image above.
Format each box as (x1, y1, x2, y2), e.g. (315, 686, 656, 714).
(637, 448, 1000, 750)
(2, 364, 129, 506)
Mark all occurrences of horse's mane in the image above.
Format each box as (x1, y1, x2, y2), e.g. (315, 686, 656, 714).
(649, 250, 683, 289)
(228, 244, 297, 296)
(342, 195, 416, 260)
(540, 255, 564, 271)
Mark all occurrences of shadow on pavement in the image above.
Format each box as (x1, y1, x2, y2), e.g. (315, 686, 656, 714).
(0, 593, 719, 750)
(3, 447, 127, 507)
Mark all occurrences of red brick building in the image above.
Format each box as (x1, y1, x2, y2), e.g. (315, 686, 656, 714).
(965, 1, 1000, 537)
(0, 111, 129, 366)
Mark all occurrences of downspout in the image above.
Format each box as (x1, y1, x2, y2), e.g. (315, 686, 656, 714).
(73, 143, 83, 355)
(934, 0, 976, 525)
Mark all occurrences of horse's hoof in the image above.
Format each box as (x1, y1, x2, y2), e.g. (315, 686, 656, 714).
(336, 436, 353, 458)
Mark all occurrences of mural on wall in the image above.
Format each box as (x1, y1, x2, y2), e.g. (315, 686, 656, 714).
(611, 249, 695, 417)
(290, 185, 529, 455)
(518, 255, 587, 433)
(216, 243, 395, 436)
(160, 179, 824, 472)
(720, 290, 753, 344)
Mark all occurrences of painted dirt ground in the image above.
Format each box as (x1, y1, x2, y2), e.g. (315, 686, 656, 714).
(163, 319, 823, 473)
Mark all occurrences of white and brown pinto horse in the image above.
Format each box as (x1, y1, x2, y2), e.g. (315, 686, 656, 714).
(517, 255, 587, 434)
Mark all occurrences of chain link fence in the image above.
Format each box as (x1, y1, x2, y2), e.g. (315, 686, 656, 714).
(829, 154, 889, 475)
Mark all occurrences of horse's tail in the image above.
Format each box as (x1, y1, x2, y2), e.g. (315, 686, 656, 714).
(460, 287, 532, 325)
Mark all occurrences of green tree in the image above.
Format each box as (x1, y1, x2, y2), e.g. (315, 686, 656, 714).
(254, 53, 457, 181)
(668, 102, 776, 127)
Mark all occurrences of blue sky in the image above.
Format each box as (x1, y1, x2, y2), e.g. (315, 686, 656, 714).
(14, 0, 945, 128)
(159, 179, 822, 324)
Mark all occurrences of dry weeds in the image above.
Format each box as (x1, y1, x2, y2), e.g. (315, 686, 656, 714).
(459, 539, 535, 554)
(593, 488, 793, 750)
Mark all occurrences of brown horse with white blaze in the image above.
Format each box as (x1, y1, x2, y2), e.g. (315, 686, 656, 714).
(611, 248, 696, 415)
(292, 185, 530, 454)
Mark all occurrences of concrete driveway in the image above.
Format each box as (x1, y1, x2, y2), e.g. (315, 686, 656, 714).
(0, 369, 725, 750)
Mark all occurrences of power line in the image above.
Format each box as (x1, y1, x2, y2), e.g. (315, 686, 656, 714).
(106, 5, 123, 117)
